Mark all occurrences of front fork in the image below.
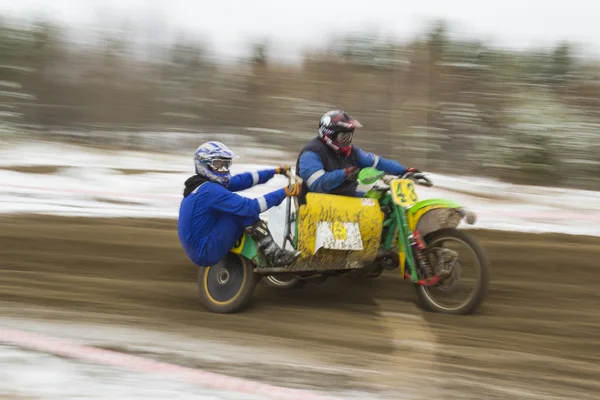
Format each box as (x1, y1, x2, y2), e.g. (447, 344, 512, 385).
(393, 206, 439, 286)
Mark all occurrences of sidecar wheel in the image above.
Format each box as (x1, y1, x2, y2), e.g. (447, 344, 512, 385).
(415, 228, 490, 315)
(197, 253, 259, 313)
(263, 275, 306, 289)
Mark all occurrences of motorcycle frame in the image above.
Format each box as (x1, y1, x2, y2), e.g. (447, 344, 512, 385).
(377, 191, 420, 281)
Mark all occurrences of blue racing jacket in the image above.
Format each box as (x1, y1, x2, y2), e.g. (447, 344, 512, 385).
(297, 144, 407, 197)
(177, 168, 286, 266)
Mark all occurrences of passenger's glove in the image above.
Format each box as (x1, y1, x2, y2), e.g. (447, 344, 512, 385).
(285, 183, 302, 197)
(344, 166, 360, 181)
(275, 165, 291, 175)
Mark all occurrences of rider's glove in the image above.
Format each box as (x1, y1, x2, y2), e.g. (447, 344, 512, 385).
(275, 165, 291, 175)
(344, 166, 360, 181)
(285, 183, 302, 197)
(406, 167, 422, 174)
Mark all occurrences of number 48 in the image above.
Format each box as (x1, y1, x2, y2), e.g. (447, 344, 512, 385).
(398, 181, 418, 204)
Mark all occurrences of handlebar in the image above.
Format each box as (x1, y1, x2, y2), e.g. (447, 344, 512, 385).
(285, 170, 302, 214)
(283, 168, 432, 196)
(381, 171, 434, 187)
(411, 173, 434, 187)
(282, 170, 302, 249)
(285, 169, 303, 185)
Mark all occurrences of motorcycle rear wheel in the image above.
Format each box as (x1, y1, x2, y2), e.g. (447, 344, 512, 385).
(263, 275, 306, 289)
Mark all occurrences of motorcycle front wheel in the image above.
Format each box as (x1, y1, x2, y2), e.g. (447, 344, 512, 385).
(415, 228, 490, 315)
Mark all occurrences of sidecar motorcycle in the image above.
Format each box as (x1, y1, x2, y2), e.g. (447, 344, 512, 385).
(197, 168, 490, 315)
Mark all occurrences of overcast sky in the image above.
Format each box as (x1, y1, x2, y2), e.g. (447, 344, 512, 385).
(1, 0, 599, 61)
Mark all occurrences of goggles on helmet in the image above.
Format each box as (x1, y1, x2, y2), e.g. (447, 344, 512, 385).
(335, 130, 354, 147)
(208, 157, 232, 173)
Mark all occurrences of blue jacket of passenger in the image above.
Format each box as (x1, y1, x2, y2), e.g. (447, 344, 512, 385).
(177, 168, 286, 266)
(297, 140, 407, 200)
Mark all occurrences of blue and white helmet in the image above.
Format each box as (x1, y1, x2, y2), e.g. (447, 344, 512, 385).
(194, 141, 239, 186)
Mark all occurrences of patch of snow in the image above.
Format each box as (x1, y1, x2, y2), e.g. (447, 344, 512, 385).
(1, 140, 600, 236)
(0, 346, 265, 400)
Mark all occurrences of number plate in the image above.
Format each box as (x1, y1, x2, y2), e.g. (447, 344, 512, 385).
(391, 179, 419, 207)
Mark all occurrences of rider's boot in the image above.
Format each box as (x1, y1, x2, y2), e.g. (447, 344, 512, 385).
(246, 219, 301, 267)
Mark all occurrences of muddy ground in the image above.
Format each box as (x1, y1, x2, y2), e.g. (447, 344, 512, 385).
(1, 215, 600, 399)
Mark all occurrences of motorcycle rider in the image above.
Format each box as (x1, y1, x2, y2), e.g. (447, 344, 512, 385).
(296, 110, 421, 205)
(178, 141, 302, 268)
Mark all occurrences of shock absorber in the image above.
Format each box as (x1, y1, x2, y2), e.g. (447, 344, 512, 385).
(413, 230, 427, 250)
(410, 230, 433, 279)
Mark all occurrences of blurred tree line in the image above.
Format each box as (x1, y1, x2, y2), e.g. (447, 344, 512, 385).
(2, 16, 600, 189)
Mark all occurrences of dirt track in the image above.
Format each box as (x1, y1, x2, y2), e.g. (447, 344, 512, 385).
(1, 215, 600, 399)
